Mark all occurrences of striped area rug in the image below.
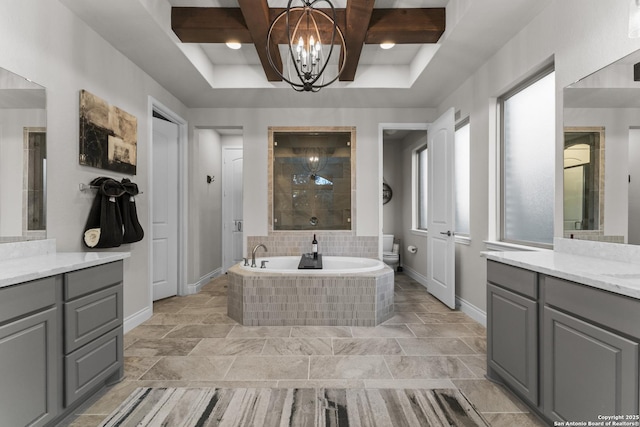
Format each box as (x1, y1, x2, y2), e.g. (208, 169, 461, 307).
(99, 387, 489, 427)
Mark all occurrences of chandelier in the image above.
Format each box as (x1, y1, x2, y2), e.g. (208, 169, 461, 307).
(266, 0, 347, 92)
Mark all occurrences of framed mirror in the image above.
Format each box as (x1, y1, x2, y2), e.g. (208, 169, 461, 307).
(269, 127, 355, 231)
(563, 49, 640, 244)
(0, 67, 46, 242)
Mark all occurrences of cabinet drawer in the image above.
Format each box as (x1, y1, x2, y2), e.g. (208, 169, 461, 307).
(0, 276, 56, 325)
(487, 283, 538, 405)
(487, 260, 537, 299)
(64, 284, 123, 353)
(65, 261, 123, 300)
(544, 276, 640, 340)
(64, 327, 123, 406)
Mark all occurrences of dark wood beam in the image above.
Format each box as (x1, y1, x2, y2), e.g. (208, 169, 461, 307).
(340, 0, 375, 81)
(171, 8, 252, 44)
(237, 0, 282, 82)
(267, 9, 346, 45)
(365, 8, 445, 44)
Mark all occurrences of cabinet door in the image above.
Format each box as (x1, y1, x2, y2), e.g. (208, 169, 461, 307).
(487, 283, 538, 405)
(0, 308, 57, 427)
(543, 306, 639, 422)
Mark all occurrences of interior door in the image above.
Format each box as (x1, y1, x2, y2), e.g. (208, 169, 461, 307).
(152, 117, 179, 300)
(629, 128, 640, 245)
(222, 147, 243, 271)
(427, 108, 456, 309)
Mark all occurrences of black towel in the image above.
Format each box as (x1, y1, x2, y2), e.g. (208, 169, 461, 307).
(82, 177, 124, 248)
(120, 178, 144, 243)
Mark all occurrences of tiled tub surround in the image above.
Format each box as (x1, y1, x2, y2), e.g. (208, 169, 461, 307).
(227, 263, 395, 326)
(247, 234, 378, 258)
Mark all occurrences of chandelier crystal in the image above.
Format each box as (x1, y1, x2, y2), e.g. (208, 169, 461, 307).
(266, 0, 346, 92)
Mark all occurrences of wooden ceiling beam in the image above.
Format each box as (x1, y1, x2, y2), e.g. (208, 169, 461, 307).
(365, 8, 445, 44)
(171, 8, 252, 44)
(237, 0, 283, 82)
(340, 0, 375, 81)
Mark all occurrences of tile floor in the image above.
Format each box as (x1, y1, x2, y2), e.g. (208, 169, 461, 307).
(63, 273, 545, 426)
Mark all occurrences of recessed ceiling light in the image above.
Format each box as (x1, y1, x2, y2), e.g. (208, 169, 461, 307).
(380, 42, 395, 50)
(226, 42, 242, 50)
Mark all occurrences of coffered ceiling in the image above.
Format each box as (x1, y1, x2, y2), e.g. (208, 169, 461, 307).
(58, 0, 552, 108)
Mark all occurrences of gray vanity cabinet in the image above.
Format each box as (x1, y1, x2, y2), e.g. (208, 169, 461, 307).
(486, 261, 539, 406)
(0, 277, 58, 427)
(543, 276, 640, 422)
(63, 261, 124, 406)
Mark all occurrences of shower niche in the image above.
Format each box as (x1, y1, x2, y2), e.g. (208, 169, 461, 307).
(269, 127, 355, 231)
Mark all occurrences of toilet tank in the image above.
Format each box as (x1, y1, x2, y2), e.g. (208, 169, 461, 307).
(382, 234, 394, 252)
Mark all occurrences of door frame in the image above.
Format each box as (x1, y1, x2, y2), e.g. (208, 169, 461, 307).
(378, 123, 429, 259)
(222, 146, 243, 272)
(148, 97, 188, 304)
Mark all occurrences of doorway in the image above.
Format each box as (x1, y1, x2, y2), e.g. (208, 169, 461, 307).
(222, 146, 243, 272)
(150, 102, 187, 302)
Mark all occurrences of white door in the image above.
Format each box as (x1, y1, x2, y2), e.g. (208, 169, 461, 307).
(152, 117, 179, 300)
(222, 147, 243, 271)
(427, 108, 456, 309)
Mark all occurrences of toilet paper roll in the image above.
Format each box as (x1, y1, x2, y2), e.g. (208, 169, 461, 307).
(407, 245, 417, 254)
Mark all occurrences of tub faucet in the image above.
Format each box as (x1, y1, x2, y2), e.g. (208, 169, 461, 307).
(251, 243, 267, 268)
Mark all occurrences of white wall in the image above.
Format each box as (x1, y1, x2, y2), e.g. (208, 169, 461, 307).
(189, 108, 437, 256)
(0, 109, 46, 236)
(0, 0, 188, 323)
(435, 0, 640, 314)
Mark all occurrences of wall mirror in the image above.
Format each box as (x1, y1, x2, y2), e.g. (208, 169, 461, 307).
(564, 49, 640, 244)
(269, 127, 355, 231)
(0, 67, 47, 242)
(563, 127, 604, 233)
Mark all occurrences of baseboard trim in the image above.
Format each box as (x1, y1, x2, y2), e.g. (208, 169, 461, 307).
(456, 296, 486, 326)
(123, 305, 152, 334)
(401, 266, 486, 326)
(186, 268, 223, 295)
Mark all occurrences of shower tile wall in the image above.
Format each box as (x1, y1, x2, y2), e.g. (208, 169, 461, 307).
(247, 235, 378, 258)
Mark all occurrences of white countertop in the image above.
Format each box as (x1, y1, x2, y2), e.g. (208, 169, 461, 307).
(485, 250, 640, 300)
(0, 251, 130, 289)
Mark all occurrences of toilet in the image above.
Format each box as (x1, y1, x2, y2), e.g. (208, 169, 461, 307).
(382, 234, 400, 270)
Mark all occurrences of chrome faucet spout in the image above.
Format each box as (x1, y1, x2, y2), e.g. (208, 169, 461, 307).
(251, 243, 268, 268)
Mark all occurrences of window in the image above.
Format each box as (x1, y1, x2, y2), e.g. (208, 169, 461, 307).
(416, 144, 428, 230)
(500, 67, 555, 246)
(455, 119, 470, 236)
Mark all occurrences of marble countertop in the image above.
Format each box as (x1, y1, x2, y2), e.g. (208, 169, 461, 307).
(0, 251, 130, 289)
(485, 250, 640, 300)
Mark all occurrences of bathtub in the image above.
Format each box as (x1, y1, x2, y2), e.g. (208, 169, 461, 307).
(227, 256, 394, 326)
(239, 256, 385, 274)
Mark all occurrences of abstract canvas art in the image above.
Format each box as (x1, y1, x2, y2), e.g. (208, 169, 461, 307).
(79, 89, 137, 174)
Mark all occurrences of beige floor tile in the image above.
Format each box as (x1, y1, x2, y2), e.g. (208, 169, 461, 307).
(332, 338, 404, 355)
(382, 312, 424, 324)
(421, 302, 457, 313)
(188, 380, 279, 388)
(190, 338, 266, 356)
(384, 356, 476, 379)
(201, 313, 239, 324)
(364, 379, 456, 389)
(178, 306, 230, 315)
(460, 336, 487, 353)
(464, 322, 487, 336)
(63, 414, 107, 427)
(140, 356, 234, 381)
(290, 326, 352, 337)
(309, 355, 392, 380)
(483, 412, 547, 426)
(124, 325, 177, 340)
(262, 337, 333, 355)
(143, 313, 207, 325)
(407, 323, 479, 337)
(277, 379, 365, 389)
(394, 303, 430, 312)
(77, 380, 140, 416)
(224, 356, 309, 380)
(123, 356, 162, 380)
(453, 379, 531, 413)
(416, 312, 475, 324)
(351, 325, 415, 338)
(457, 355, 487, 378)
(164, 324, 234, 338)
(396, 337, 478, 355)
(124, 338, 202, 357)
(227, 325, 292, 338)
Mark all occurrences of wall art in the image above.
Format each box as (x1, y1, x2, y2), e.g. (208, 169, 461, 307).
(79, 89, 137, 174)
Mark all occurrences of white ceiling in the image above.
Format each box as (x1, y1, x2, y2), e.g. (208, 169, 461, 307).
(58, 0, 552, 108)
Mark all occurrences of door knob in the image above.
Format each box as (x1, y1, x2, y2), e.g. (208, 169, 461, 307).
(439, 230, 452, 236)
